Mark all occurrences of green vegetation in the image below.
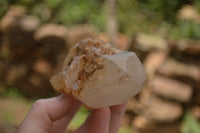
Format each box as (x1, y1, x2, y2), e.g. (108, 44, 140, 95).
(0, 1, 200, 132)
(1, 110, 14, 124)
(119, 126, 132, 133)
(69, 106, 89, 129)
(0, 86, 24, 99)
(1, 0, 200, 39)
(0, 0, 9, 17)
(170, 20, 200, 40)
(182, 111, 200, 133)
(69, 107, 132, 133)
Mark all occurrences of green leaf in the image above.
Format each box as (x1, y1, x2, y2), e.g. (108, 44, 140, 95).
(182, 111, 200, 133)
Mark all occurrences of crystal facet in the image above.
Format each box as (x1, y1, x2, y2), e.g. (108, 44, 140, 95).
(50, 39, 146, 108)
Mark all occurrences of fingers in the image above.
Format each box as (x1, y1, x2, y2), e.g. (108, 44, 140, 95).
(74, 111, 92, 133)
(19, 93, 127, 133)
(89, 108, 111, 133)
(18, 94, 81, 133)
(40, 94, 78, 121)
(50, 100, 81, 133)
(109, 103, 127, 133)
(74, 103, 127, 133)
(74, 108, 111, 133)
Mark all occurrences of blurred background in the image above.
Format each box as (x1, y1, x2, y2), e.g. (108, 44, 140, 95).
(0, 0, 200, 133)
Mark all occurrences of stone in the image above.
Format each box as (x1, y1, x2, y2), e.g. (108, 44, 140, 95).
(0, 6, 26, 32)
(50, 38, 146, 108)
(0, 7, 40, 60)
(5, 64, 28, 86)
(132, 115, 151, 129)
(34, 24, 67, 41)
(66, 25, 96, 47)
(131, 33, 168, 52)
(158, 58, 200, 82)
(18, 15, 40, 33)
(0, 61, 6, 80)
(177, 5, 200, 23)
(126, 97, 142, 113)
(138, 122, 181, 133)
(175, 39, 200, 56)
(33, 58, 52, 75)
(0, 6, 39, 35)
(34, 24, 68, 65)
(151, 75, 192, 102)
(194, 89, 200, 106)
(144, 51, 167, 81)
(0, 31, 2, 48)
(140, 95, 183, 122)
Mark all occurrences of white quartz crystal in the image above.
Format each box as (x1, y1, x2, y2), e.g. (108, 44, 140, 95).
(50, 39, 146, 108)
(77, 52, 146, 108)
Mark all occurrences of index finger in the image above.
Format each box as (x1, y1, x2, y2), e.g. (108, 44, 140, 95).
(36, 94, 80, 121)
(18, 94, 81, 133)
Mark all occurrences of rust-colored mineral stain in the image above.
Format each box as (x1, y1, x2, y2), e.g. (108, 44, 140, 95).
(62, 39, 119, 96)
(50, 38, 146, 109)
(52, 38, 121, 97)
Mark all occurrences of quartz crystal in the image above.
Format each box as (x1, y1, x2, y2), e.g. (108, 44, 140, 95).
(50, 39, 146, 108)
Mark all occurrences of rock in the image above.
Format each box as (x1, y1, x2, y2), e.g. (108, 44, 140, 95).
(35, 24, 67, 42)
(50, 39, 146, 108)
(18, 15, 40, 33)
(144, 51, 167, 81)
(0, 7, 40, 60)
(175, 39, 200, 56)
(138, 122, 181, 133)
(151, 75, 192, 102)
(177, 5, 200, 23)
(130, 33, 168, 52)
(0, 6, 26, 32)
(194, 89, 200, 106)
(140, 95, 183, 122)
(0, 6, 39, 35)
(34, 24, 68, 65)
(3, 63, 55, 98)
(0, 61, 6, 80)
(158, 58, 200, 82)
(0, 31, 2, 47)
(8, 15, 40, 60)
(126, 98, 142, 113)
(66, 25, 96, 47)
(5, 64, 29, 86)
(132, 115, 152, 129)
(33, 58, 53, 75)
(183, 43, 200, 56)
(25, 73, 56, 98)
(97, 33, 129, 50)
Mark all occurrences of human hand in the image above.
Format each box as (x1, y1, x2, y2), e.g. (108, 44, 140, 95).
(18, 94, 127, 133)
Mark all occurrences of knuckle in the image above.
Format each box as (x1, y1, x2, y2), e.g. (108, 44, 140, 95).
(33, 99, 46, 108)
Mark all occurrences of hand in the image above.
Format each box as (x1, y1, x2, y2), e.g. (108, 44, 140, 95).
(18, 94, 127, 133)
